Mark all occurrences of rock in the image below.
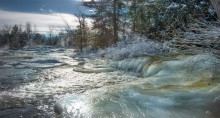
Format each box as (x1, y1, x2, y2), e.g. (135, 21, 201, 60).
(54, 103, 63, 115)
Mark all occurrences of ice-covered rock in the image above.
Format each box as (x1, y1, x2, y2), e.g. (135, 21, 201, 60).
(114, 54, 220, 86)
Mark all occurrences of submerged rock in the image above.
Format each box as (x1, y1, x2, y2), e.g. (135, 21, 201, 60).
(32, 59, 61, 64)
(20, 59, 64, 68)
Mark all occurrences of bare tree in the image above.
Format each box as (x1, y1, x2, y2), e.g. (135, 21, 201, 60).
(60, 14, 75, 47)
(48, 26, 54, 45)
(75, 12, 88, 52)
(33, 24, 37, 34)
(18, 24, 23, 33)
(2, 25, 11, 35)
(25, 22, 32, 40)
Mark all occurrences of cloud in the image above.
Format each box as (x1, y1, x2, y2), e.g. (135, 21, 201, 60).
(0, 10, 92, 34)
(49, 9, 54, 13)
(40, 8, 45, 13)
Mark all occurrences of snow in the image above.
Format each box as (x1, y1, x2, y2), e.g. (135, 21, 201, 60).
(167, 2, 180, 9)
(97, 34, 172, 60)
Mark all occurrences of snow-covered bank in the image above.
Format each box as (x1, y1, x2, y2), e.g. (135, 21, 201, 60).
(98, 38, 171, 60)
(169, 21, 220, 55)
(74, 21, 220, 61)
(77, 34, 173, 60)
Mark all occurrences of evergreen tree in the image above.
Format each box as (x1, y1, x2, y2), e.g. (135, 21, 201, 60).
(9, 24, 19, 49)
(83, 0, 123, 47)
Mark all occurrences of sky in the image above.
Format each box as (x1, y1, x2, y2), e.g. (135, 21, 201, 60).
(0, 0, 92, 34)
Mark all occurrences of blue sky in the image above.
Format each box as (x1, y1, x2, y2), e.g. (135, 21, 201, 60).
(0, 0, 90, 14)
(0, 0, 92, 33)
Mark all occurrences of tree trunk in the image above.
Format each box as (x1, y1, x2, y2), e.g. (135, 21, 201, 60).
(113, 0, 118, 44)
(211, 0, 220, 19)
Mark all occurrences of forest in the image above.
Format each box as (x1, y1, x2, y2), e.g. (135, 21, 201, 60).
(0, 0, 219, 53)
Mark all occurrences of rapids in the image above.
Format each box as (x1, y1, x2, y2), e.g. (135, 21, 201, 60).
(54, 54, 220, 118)
(1, 49, 219, 118)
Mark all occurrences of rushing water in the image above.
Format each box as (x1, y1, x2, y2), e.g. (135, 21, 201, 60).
(0, 49, 220, 118)
(55, 54, 220, 118)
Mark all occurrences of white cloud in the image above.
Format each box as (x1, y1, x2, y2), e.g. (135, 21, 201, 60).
(0, 10, 92, 34)
(49, 9, 54, 13)
(40, 8, 45, 13)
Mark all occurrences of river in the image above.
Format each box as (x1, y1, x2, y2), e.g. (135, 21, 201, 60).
(0, 48, 220, 118)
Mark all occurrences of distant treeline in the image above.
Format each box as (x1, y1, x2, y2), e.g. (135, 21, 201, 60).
(0, 23, 73, 50)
